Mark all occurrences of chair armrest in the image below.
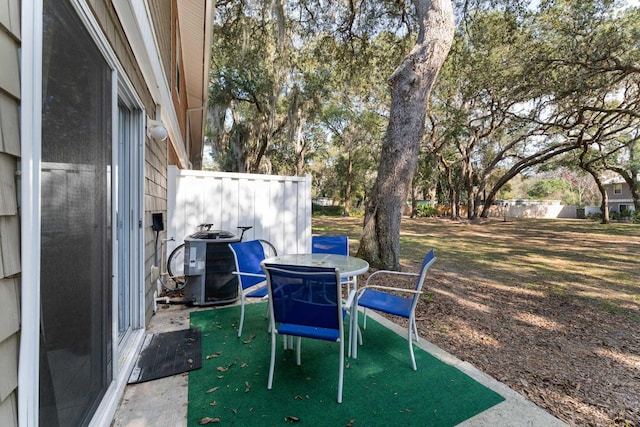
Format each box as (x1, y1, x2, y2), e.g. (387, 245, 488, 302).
(362, 285, 423, 295)
(365, 270, 418, 286)
(344, 289, 358, 308)
(233, 271, 266, 278)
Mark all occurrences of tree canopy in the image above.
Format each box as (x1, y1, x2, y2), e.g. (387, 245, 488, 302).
(207, 0, 640, 266)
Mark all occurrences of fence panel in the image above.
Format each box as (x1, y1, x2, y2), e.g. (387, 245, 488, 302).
(167, 166, 312, 255)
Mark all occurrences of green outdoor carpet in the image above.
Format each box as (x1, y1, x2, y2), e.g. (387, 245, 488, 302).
(188, 303, 504, 426)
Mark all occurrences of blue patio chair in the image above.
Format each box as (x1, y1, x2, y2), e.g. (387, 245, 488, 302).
(311, 235, 349, 255)
(311, 235, 360, 352)
(356, 249, 436, 370)
(312, 235, 354, 289)
(229, 240, 277, 338)
(262, 263, 355, 403)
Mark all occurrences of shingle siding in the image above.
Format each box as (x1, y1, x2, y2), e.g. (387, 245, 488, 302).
(0, 393, 17, 427)
(0, 93, 20, 156)
(144, 121, 168, 324)
(0, 278, 19, 343)
(0, 216, 20, 280)
(0, 37, 19, 101)
(0, 333, 18, 401)
(148, 0, 172, 88)
(0, 0, 21, 36)
(0, 154, 17, 218)
(0, 2, 20, 425)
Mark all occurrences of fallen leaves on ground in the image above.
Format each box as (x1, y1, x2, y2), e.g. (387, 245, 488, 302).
(322, 216, 640, 427)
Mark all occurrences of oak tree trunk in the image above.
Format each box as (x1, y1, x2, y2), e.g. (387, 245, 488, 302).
(357, 0, 455, 269)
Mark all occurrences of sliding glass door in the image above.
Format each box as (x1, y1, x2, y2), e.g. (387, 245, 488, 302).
(40, 1, 112, 425)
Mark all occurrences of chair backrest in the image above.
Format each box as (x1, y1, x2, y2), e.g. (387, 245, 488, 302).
(311, 235, 349, 256)
(263, 264, 343, 332)
(411, 249, 437, 304)
(229, 240, 267, 290)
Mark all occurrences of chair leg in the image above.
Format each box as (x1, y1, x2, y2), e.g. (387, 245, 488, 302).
(237, 293, 246, 338)
(268, 331, 276, 389)
(296, 337, 302, 365)
(412, 318, 420, 342)
(407, 324, 417, 371)
(338, 337, 344, 403)
(347, 320, 352, 358)
(265, 302, 273, 333)
(348, 313, 363, 357)
(346, 318, 362, 358)
(283, 335, 293, 350)
(362, 308, 368, 330)
(347, 308, 354, 358)
(348, 295, 361, 358)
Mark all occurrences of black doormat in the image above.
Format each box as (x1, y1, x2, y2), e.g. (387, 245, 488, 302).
(128, 328, 202, 384)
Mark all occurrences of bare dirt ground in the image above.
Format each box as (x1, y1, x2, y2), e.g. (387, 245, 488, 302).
(314, 216, 640, 427)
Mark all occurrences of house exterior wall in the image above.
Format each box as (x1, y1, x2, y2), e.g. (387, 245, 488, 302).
(606, 182, 633, 201)
(148, 0, 172, 85)
(0, 1, 21, 426)
(143, 1, 173, 320)
(619, 185, 633, 201)
(90, 0, 154, 107)
(171, 0, 189, 154)
(144, 136, 168, 321)
(148, 0, 187, 168)
(604, 181, 636, 213)
(89, 0, 170, 323)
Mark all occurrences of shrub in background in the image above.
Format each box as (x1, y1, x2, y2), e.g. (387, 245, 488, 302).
(416, 205, 438, 217)
(586, 212, 602, 222)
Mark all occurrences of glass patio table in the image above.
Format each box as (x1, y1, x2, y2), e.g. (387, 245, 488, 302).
(262, 253, 370, 358)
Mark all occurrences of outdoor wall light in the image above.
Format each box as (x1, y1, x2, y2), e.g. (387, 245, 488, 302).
(147, 119, 168, 142)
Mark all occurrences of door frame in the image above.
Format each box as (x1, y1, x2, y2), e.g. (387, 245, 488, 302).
(116, 89, 145, 349)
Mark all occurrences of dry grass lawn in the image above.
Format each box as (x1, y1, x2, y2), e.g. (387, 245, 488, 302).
(313, 215, 640, 427)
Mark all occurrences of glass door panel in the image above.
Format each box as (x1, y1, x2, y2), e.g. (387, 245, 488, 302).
(117, 104, 132, 340)
(40, 1, 113, 426)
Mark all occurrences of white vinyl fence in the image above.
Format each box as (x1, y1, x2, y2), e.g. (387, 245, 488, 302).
(484, 201, 597, 219)
(167, 166, 312, 256)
